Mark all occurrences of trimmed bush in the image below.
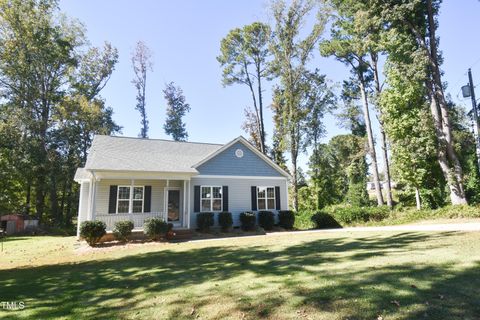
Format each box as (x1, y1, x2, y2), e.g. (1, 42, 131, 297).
(197, 212, 214, 232)
(218, 211, 233, 232)
(144, 217, 169, 240)
(80, 220, 106, 246)
(311, 212, 342, 229)
(112, 220, 134, 242)
(278, 210, 295, 229)
(258, 211, 275, 230)
(324, 205, 390, 224)
(240, 211, 256, 231)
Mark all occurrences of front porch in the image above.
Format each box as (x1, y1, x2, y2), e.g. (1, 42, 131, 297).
(76, 171, 193, 234)
(96, 212, 168, 231)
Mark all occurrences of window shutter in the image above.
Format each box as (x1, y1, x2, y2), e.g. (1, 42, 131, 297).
(108, 185, 118, 214)
(275, 186, 281, 210)
(251, 186, 257, 211)
(144, 186, 152, 213)
(222, 186, 229, 211)
(194, 185, 200, 212)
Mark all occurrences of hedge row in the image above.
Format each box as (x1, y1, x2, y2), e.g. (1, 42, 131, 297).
(196, 210, 296, 232)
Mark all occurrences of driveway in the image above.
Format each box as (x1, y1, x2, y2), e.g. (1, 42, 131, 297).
(316, 222, 480, 233)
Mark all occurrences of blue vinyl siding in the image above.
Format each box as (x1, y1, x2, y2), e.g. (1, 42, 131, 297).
(189, 176, 288, 228)
(196, 142, 283, 177)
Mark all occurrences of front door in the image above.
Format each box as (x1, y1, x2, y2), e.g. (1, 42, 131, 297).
(167, 189, 181, 223)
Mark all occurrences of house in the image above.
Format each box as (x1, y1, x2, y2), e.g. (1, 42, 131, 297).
(74, 135, 290, 236)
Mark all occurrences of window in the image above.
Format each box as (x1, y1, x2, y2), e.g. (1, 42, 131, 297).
(257, 186, 275, 210)
(200, 186, 222, 212)
(117, 186, 144, 213)
(117, 186, 130, 213)
(132, 186, 144, 213)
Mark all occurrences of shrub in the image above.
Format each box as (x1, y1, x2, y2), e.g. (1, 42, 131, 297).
(197, 212, 214, 232)
(294, 210, 316, 230)
(144, 217, 169, 240)
(258, 211, 275, 230)
(240, 211, 256, 231)
(112, 220, 134, 242)
(218, 211, 233, 232)
(278, 210, 295, 229)
(80, 220, 106, 246)
(311, 212, 342, 229)
(324, 205, 390, 224)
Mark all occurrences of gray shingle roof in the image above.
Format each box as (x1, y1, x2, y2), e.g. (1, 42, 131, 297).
(84, 135, 222, 173)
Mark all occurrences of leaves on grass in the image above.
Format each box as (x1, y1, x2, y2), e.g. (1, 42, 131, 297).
(390, 300, 401, 307)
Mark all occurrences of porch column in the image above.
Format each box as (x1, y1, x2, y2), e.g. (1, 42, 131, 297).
(187, 179, 191, 229)
(130, 179, 135, 213)
(88, 171, 97, 221)
(183, 180, 187, 228)
(76, 182, 86, 237)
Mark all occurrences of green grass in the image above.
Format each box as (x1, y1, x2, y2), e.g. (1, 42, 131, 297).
(1, 230, 479, 319)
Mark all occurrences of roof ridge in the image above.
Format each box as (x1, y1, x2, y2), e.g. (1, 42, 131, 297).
(95, 135, 224, 146)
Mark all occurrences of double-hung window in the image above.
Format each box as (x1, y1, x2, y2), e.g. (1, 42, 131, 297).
(257, 186, 275, 210)
(117, 186, 144, 213)
(200, 186, 222, 212)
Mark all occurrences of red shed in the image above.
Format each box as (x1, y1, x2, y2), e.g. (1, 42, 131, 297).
(0, 214, 38, 234)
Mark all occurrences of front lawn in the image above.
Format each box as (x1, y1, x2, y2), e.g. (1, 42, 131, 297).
(1, 230, 479, 319)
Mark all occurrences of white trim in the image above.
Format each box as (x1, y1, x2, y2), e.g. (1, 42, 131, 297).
(200, 185, 223, 212)
(191, 136, 291, 179)
(257, 186, 276, 211)
(195, 175, 287, 180)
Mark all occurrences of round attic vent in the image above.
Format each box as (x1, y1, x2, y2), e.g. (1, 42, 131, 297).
(235, 148, 244, 158)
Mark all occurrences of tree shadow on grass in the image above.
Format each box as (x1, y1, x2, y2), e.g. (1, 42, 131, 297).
(0, 231, 477, 319)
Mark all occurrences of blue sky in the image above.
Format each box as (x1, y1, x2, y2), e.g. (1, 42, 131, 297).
(60, 0, 480, 171)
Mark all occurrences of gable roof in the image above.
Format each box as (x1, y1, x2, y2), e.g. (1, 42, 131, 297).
(84, 135, 222, 173)
(192, 136, 291, 178)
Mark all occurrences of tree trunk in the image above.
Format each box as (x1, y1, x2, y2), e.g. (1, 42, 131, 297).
(358, 76, 384, 206)
(379, 124, 393, 207)
(426, 0, 467, 205)
(371, 52, 393, 208)
(25, 181, 31, 215)
(50, 174, 60, 224)
(257, 66, 266, 154)
(429, 93, 466, 204)
(290, 130, 299, 211)
(415, 187, 421, 210)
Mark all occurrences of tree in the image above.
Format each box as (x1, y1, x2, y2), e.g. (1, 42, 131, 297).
(163, 82, 190, 141)
(241, 106, 263, 150)
(380, 60, 438, 209)
(269, 0, 328, 211)
(217, 22, 272, 153)
(0, 0, 119, 225)
(131, 40, 153, 138)
(320, 0, 385, 206)
(366, 0, 467, 205)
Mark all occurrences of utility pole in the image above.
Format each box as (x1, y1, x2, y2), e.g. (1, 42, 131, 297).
(466, 68, 480, 172)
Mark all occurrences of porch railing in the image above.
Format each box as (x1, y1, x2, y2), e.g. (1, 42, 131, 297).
(95, 212, 167, 231)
